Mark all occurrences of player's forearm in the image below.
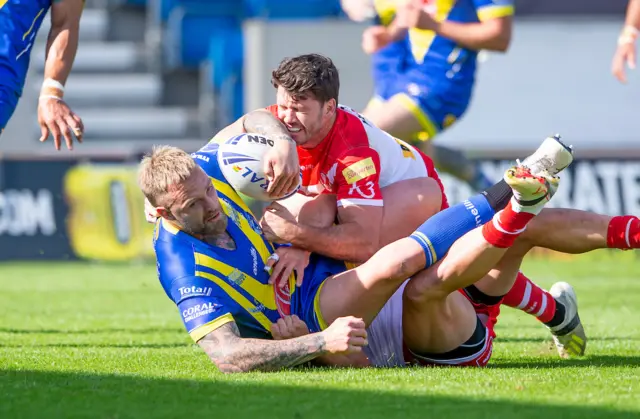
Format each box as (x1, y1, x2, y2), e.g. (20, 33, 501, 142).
(242, 109, 296, 144)
(291, 222, 378, 263)
(434, 20, 510, 52)
(200, 323, 328, 373)
(42, 20, 80, 97)
(626, 0, 640, 29)
(314, 352, 371, 368)
(386, 20, 409, 42)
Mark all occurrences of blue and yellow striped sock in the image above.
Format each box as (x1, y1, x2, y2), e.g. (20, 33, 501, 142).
(409, 194, 495, 268)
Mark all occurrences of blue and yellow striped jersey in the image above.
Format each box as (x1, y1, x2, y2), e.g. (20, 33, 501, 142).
(154, 142, 294, 341)
(153, 142, 346, 342)
(0, 0, 53, 95)
(371, 0, 410, 80)
(405, 0, 513, 94)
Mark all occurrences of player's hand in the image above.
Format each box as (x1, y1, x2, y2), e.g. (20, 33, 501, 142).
(38, 96, 84, 151)
(340, 0, 376, 22)
(396, 0, 438, 31)
(612, 33, 637, 83)
(265, 246, 311, 288)
(362, 26, 393, 55)
(260, 202, 299, 244)
(270, 315, 310, 340)
(321, 316, 368, 355)
(263, 136, 300, 199)
(144, 197, 159, 224)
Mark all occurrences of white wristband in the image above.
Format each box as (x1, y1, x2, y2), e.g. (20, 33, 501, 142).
(39, 94, 63, 101)
(42, 78, 65, 93)
(619, 25, 639, 45)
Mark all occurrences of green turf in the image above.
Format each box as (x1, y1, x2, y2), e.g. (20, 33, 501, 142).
(1, 250, 640, 418)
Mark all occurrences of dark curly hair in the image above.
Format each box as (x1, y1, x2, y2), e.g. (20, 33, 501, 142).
(271, 53, 340, 103)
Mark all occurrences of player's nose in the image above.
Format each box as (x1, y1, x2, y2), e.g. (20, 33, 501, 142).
(281, 109, 297, 125)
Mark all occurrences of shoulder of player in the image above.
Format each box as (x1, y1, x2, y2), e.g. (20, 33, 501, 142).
(334, 145, 380, 163)
(155, 227, 200, 281)
(327, 106, 374, 152)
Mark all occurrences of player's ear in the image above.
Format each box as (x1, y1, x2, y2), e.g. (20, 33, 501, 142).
(325, 99, 336, 116)
(156, 207, 174, 220)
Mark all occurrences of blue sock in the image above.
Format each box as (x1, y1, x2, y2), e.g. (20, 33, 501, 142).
(409, 194, 496, 268)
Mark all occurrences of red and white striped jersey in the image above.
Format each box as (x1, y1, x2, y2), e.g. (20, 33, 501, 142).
(267, 104, 434, 207)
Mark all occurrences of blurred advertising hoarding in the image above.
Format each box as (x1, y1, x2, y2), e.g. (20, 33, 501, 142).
(0, 157, 154, 262)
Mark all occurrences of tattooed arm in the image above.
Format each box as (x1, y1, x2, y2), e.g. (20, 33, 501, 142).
(198, 317, 367, 373)
(243, 110, 300, 198)
(242, 109, 295, 143)
(210, 109, 299, 198)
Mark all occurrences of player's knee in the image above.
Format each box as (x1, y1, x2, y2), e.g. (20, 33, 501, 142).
(403, 270, 448, 304)
(363, 247, 415, 283)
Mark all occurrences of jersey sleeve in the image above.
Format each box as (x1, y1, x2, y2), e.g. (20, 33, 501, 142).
(334, 147, 383, 208)
(170, 275, 235, 342)
(473, 0, 514, 21)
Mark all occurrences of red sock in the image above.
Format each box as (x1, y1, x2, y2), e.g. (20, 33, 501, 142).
(481, 201, 536, 248)
(502, 272, 557, 323)
(607, 215, 640, 249)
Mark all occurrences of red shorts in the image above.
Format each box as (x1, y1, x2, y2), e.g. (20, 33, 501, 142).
(403, 291, 500, 368)
(416, 148, 450, 210)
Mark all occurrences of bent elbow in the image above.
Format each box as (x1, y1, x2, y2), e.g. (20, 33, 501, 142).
(352, 242, 379, 264)
(490, 27, 511, 52)
(495, 36, 511, 52)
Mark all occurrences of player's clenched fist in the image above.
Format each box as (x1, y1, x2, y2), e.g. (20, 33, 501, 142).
(263, 136, 300, 199)
(321, 316, 368, 354)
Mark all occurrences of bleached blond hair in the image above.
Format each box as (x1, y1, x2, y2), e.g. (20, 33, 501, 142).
(138, 145, 197, 206)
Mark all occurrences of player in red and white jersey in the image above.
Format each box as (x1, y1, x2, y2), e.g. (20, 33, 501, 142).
(265, 102, 446, 211)
(213, 55, 448, 264)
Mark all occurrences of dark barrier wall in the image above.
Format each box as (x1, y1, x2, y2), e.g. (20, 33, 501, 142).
(0, 158, 154, 261)
(514, 0, 627, 15)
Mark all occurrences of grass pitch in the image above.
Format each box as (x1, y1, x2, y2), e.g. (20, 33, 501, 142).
(1, 250, 639, 418)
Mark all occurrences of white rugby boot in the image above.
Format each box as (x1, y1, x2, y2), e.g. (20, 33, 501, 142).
(520, 134, 574, 177)
(547, 281, 587, 358)
(503, 165, 559, 213)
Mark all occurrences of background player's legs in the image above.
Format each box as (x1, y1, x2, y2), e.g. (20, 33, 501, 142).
(430, 143, 494, 190)
(363, 96, 425, 140)
(361, 95, 385, 121)
(366, 95, 492, 191)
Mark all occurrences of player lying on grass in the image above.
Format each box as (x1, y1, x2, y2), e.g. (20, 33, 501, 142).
(208, 54, 640, 358)
(138, 138, 564, 373)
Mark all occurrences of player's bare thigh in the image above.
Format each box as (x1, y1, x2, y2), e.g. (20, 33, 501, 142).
(318, 238, 426, 326)
(365, 97, 424, 139)
(402, 270, 478, 354)
(317, 243, 478, 354)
